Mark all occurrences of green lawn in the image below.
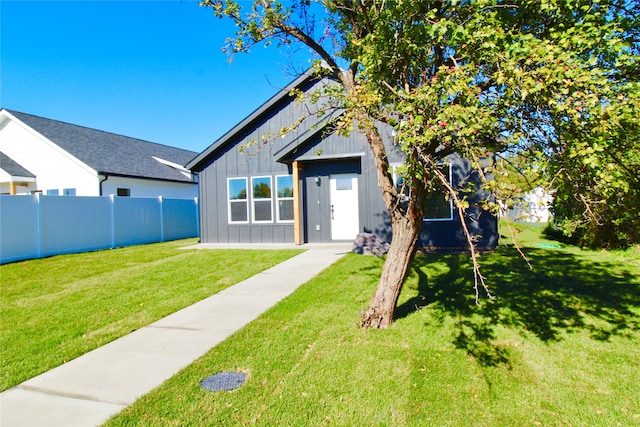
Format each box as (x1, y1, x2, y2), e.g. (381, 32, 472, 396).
(105, 226, 640, 426)
(0, 239, 302, 391)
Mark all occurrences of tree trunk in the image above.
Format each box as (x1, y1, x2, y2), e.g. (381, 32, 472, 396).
(347, 98, 426, 330)
(359, 211, 422, 329)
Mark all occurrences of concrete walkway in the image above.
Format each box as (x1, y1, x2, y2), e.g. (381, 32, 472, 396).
(0, 246, 350, 427)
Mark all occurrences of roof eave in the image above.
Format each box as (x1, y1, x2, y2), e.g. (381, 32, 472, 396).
(97, 171, 197, 185)
(1, 176, 37, 183)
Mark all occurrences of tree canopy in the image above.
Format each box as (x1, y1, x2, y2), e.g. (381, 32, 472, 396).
(202, 0, 640, 327)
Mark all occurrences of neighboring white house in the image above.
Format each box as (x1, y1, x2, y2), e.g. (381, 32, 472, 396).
(504, 186, 553, 223)
(0, 109, 199, 198)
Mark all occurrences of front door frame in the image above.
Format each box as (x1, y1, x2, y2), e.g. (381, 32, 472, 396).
(329, 173, 360, 241)
(296, 159, 362, 243)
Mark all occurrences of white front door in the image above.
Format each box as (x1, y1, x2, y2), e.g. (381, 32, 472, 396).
(330, 174, 359, 240)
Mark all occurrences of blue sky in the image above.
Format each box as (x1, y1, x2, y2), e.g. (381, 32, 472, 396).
(1, 0, 315, 153)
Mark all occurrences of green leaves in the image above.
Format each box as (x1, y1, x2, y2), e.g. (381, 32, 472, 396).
(202, 0, 640, 250)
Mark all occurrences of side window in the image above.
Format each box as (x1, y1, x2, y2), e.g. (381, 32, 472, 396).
(63, 188, 76, 196)
(424, 164, 453, 221)
(276, 175, 294, 222)
(251, 176, 273, 223)
(228, 178, 248, 224)
(117, 188, 130, 197)
(46, 189, 59, 195)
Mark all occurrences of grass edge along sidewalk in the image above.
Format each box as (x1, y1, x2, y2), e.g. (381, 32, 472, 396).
(1, 238, 303, 392)
(106, 227, 640, 426)
(1, 248, 347, 427)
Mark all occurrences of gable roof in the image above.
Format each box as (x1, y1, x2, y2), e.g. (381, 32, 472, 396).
(187, 68, 331, 171)
(0, 151, 35, 178)
(2, 109, 198, 183)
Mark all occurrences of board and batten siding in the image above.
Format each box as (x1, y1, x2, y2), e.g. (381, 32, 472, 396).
(195, 75, 405, 244)
(419, 157, 498, 249)
(197, 147, 294, 244)
(196, 93, 302, 243)
(197, 120, 397, 244)
(194, 73, 497, 248)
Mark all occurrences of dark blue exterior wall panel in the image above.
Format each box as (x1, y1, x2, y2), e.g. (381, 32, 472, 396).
(191, 73, 497, 249)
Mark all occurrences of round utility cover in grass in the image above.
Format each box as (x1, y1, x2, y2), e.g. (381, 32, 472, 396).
(200, 372, 246, 391)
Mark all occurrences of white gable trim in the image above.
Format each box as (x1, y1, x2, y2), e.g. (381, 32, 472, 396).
(0, 109, 98, 177)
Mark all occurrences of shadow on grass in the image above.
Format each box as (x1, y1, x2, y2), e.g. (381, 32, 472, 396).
(395, 246, 640, 367)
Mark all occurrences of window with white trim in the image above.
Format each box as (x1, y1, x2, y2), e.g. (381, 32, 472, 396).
(424, 164, 453, 221)
(228, 178, 248, 223)
(251, 176, 273, 223)
(391, 163, 454, 221)
(276, 175, 294, 222)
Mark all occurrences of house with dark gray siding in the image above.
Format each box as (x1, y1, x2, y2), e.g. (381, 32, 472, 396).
(187, 70, 497, 249)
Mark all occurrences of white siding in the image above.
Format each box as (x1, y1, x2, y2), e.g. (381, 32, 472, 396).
(102, 175, 198, 199)
(0, 118, 99, 195)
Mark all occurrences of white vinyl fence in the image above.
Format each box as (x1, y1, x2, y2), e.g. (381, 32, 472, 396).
(0, 194, 199, 264)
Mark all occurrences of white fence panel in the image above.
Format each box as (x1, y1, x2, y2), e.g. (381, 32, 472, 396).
(0, 195, 199, 264)
(113, 197, 162, 246)
(162, 198, 199, 241)
(0, 195, 39, 263)
(39, 195, 112, 258)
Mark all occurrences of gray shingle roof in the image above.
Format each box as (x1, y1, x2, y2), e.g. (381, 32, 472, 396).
(6, 110, 198, 183)
(0, 151, 35, 178)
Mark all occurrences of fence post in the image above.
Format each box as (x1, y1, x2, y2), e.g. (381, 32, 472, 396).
(194, 197, 199, 239)
(35, 193, 42, 259)
(110, 194, 115, 249)
(159, 196, 164, 242)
